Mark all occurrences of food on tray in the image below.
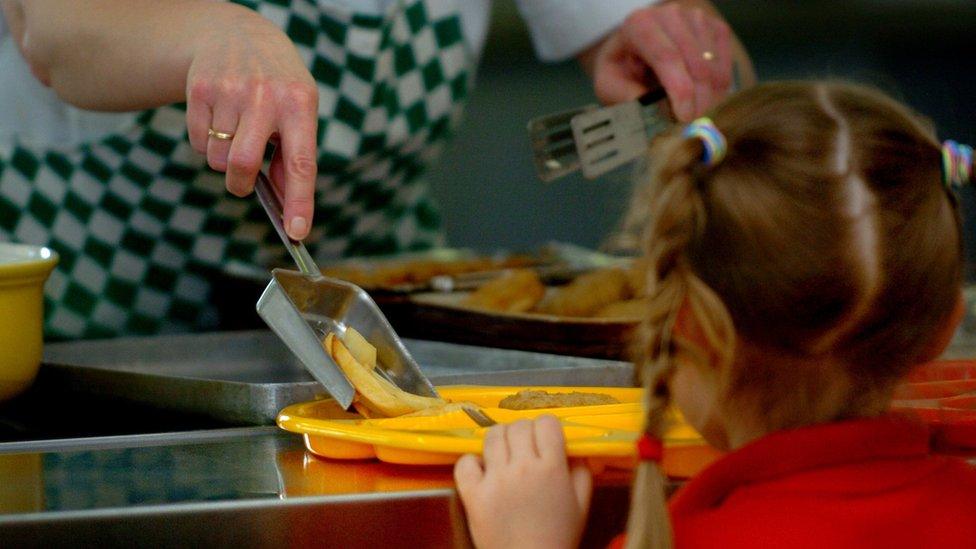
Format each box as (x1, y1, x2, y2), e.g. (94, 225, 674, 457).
(321, 255, 535, 289)
(594, 298, 650, 320)
(462, 269, 546, 313)
(535, 268, 631, 317)
(325, 330, 445, 417)
(444, 263, 651, 321)
(400, 402, 473, 417)
(625, 257, 650, 296)
(498, 390, 621, 410)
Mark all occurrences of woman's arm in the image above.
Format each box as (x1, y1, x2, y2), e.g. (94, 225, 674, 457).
(1, 0, 318, 240)
(3, 0, 253, 111)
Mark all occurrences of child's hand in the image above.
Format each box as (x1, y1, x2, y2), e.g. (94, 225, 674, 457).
(454, 416, 593, 549)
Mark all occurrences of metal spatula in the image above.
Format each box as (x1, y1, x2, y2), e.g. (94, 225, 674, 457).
(528, 88, 669, 182)
(528, 102, 600, 182)
(252, 172, 439, 409)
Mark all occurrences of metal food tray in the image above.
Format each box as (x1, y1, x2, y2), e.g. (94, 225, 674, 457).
(40, 330, 633, 425)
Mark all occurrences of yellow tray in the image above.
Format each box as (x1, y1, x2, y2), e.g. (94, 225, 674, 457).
(277, 386, 706, 467)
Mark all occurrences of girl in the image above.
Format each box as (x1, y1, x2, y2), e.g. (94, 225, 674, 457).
(454, 81, 976, 548)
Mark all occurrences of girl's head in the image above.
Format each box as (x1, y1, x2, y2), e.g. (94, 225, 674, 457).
(624, 81, 968, 549)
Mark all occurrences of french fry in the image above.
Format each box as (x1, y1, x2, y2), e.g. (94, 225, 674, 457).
(341, 327, 377, 370)
(534, 268, 631, 317)
(624, 257, 651, 298)
(325, 333, 445, 417)
(462, 269, 545, 313)
(399, 401, 472, 417)
(593, 298, 649, 320)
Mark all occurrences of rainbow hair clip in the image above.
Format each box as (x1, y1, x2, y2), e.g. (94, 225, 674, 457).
(683, 117, 727, 167)
(942, 140, 973, 189)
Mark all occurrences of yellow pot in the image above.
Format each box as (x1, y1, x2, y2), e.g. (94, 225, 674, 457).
(0, 243, 58, 401)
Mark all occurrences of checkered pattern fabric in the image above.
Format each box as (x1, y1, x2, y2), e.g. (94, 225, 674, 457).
(0, 0, 471, 340)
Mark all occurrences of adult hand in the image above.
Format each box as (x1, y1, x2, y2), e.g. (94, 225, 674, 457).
(583, 1, 737, 122)
(454, 416, 592, 549)
(4, 1, 319, 240)
(185, 13, 318, 240)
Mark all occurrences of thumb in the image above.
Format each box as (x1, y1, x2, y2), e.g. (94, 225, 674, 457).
(596, 68, 649, 105)
(454, 453, 485, 501)
(570, 461, 593, 514)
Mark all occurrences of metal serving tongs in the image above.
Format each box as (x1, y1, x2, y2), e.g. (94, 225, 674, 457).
(529, 63, 746, 182)
(252, 172, 439, 410)
(528, 88, 669, 182)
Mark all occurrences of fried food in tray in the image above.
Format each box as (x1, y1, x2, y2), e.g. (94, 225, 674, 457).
(625, 256, 650, 296)
(462, 269, 546, 313)
(320, 254, 536, 291)
(535, 268, 632, 317)
(593, 298, 650, 319)
(442, 263, 649, 321)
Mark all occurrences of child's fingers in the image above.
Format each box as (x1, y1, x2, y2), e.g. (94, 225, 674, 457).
(533, 415, 567, 461)
(506, 419, 539, 459)
(483, 424, 509, 467)
(570, 462, 594, 514)
(453, 453, 485, 498)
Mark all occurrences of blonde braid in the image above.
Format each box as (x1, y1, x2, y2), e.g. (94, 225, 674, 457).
(625, 136, 710, 549)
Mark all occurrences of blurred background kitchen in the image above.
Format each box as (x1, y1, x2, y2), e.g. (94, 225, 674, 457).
(428, 0, 976, 271)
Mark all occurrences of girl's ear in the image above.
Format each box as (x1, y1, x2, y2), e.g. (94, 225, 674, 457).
(673, 300, 720, 370)
(917, 291, 965, 364)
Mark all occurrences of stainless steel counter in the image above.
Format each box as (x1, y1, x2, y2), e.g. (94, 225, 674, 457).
(0, 427, 633, 548)
(12, 327, 973, 547)
(1, 331, 641, 547)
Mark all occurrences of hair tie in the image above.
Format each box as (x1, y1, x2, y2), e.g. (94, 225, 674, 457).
(683, 117, 727, 167)
(943, 140, 973, 189)
(637, 433, 663, 462)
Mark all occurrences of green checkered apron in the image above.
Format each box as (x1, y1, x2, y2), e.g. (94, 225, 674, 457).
(0, 0, 472, 340)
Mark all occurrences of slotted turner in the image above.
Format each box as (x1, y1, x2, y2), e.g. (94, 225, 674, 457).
(253, 172, 439, 409)
(572, 88, 669, 179)
(528, 102, 600, 182)
(528, 88, 669, 182)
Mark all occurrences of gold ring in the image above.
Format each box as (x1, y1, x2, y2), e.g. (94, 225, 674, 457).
(208, 128, 235, 140)
(702, 51, 715, 61)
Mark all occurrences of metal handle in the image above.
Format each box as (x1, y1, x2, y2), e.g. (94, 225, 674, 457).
(254, 171, 320, 277)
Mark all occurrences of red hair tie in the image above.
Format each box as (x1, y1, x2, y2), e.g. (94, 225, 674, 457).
(637, 433, 663, 462)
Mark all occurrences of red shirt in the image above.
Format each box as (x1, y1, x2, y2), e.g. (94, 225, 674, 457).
(613, 415, 976, 548)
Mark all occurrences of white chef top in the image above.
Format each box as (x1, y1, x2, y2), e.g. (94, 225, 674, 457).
(0, 0, 652, 149)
